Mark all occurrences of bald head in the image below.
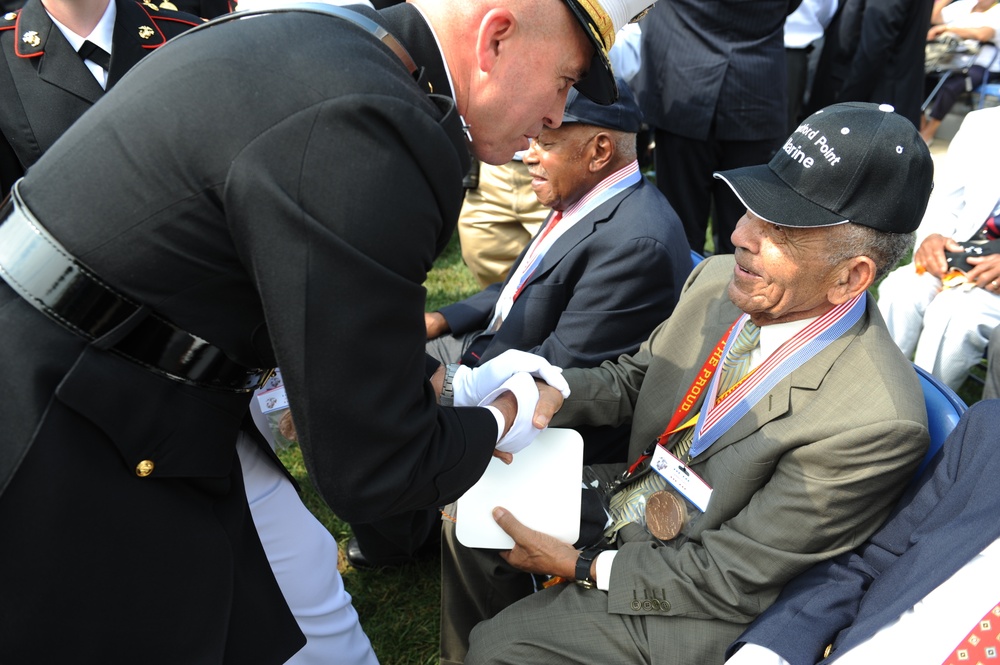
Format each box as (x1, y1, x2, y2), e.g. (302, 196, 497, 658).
(411, 0, 594, 164)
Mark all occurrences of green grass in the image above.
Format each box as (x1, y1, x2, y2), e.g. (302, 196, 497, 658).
(276, 230, 985, 665)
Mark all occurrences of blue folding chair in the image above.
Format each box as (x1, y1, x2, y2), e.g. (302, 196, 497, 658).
(690, 249, 705, 267)
(912, 364, 967, 481)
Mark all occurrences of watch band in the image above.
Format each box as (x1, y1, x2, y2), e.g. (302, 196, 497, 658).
(440, 363, 460, 406)
(575, 546, 602, 589)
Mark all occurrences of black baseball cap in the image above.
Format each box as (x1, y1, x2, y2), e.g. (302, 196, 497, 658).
(561, 0, 656, 105)
(562, 78, 642, 132)
(714, 102, 934, 234)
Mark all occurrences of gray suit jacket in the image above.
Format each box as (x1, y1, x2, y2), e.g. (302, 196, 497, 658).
(552, 255, 930, 662)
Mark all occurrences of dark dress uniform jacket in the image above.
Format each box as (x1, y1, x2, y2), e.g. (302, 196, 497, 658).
(0, 5, 496, 663)
(0, 0, 202, 193)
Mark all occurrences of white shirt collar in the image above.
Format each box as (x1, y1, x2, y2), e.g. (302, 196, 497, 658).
(752, 316, 818, 368)
(47, 0, 116, 54)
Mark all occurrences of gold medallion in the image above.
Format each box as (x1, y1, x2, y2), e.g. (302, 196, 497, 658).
(645, 490, 686, 541)
(22, 30, 40, 48)
(138, 25, 154, 39)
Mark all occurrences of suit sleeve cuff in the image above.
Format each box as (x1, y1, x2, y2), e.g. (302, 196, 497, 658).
(484, 405, 505, 445)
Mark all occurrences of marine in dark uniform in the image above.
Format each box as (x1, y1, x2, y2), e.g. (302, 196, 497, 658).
(0, 0, 201, 193)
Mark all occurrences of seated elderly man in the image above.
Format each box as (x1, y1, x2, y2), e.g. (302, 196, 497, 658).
(725, 399, 1000, 665)
(439, 102, 934, 665)
(349, 80, 691, 568)
(878, 105, 1000, 391)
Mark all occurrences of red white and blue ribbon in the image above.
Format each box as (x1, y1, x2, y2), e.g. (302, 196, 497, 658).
(687, 293, 867, 460)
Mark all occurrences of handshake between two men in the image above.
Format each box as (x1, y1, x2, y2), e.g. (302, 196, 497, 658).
(431, 350, 570, 463)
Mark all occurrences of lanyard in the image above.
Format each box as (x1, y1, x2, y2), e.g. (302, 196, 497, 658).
(622, 321, 735, 478)
(621, 293, 866, 479)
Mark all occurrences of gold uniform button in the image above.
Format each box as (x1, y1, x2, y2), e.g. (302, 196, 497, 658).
(135, 460, 155, 477)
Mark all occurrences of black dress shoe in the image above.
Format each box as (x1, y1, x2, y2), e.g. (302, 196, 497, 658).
(346, 536, 380, 570)
(345, 535, 438, 570)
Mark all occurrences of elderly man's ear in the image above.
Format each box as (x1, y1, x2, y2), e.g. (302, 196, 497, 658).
(830, 256, 877, 305)
(587, 133, 615, 172)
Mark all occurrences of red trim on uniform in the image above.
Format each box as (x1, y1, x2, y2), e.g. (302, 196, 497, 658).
(132, 1, 169, 49)
(13, 13, 44, 59)
(152, 15, 204, 28)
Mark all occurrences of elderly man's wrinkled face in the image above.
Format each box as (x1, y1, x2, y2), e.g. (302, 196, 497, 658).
(728, 211, 846, 326)
(523, 124, 597, 211)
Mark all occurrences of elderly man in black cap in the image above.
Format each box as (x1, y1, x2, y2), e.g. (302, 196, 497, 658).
(347, 79, 691, 569)
(439, 102, 935, 665)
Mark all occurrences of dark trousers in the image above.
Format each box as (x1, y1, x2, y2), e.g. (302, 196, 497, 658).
(926, 65, 988, 120)
(786, 46, 813, 134)
(653, 129, 780, 254)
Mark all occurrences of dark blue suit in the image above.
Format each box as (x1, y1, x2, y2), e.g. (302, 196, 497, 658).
(631, 0, 793, 254)
(728, 399, 1000, 664)
(440, 177, 691, 372)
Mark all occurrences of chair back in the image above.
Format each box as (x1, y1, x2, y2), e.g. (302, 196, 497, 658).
(912, 364, 967, 481)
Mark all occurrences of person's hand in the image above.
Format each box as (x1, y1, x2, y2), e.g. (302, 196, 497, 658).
(532, 379, 564, 430)
(913, 233, 957, 278)
(478, 372, 543, 454)
(452, 350, 570, 407)
(425, 312, 449, 340)
(493, 506, 580, 579)
(966, 253, 1000, 295)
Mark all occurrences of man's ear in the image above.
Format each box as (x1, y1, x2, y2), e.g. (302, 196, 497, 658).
(589, 133, 614, 172)
(475, 8, 516, 74)
(829, 256, 876, 305)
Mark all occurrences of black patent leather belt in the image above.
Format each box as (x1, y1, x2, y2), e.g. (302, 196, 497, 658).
(0, 185, 269, 393)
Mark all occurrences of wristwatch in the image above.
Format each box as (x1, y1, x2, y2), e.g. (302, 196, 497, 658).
(440, 363, 460, 406)
(575, 546, 602, 589)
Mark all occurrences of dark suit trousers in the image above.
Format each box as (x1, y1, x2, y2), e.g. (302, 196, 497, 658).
(786, 46, 813, 135)
(653, 129, 779, 255)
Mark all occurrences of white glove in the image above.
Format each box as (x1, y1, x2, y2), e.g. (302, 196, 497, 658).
(477, 371, 542, 454)
(452, 349, 570, 407)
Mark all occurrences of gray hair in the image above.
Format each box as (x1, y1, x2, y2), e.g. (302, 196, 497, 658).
(827, 223, 915, 282)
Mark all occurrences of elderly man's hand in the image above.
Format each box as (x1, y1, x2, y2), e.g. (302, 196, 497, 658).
(966, 253, 1000, 295)
(493, 506, 580, 579)
(913, 233, 958, 278)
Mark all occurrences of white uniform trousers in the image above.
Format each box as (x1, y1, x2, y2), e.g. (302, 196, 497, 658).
(878, 266, 1000, 389)
(237, 427, 379, 665)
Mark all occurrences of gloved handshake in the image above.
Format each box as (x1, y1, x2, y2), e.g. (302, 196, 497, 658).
(451, 350, 570, 454)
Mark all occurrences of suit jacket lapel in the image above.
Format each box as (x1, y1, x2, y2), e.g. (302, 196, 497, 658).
(16, 0, 103, 102)
(693, 300, 868, 462)
(522, 181, 639, 289)
(109, 0, 154, 88)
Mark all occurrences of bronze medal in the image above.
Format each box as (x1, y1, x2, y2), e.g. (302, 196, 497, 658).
(645, 490, 686, 541)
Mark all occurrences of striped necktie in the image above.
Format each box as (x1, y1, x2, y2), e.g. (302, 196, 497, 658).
(716, 321, 760, 397)
(671, 321, 760, 462)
